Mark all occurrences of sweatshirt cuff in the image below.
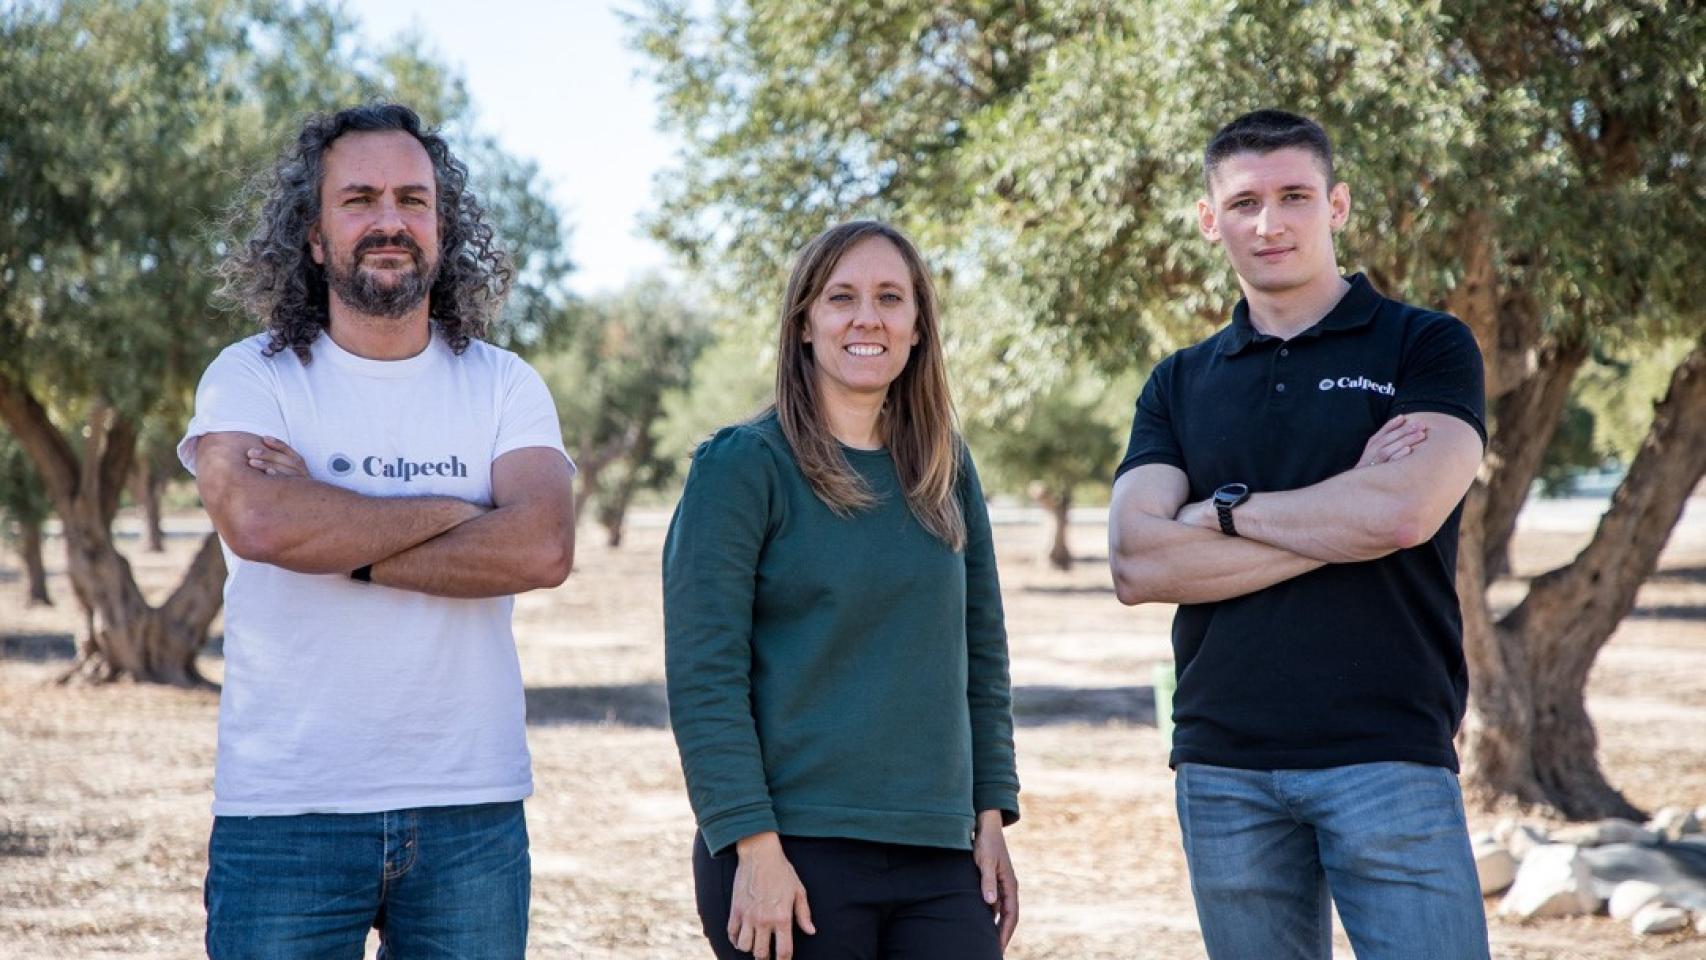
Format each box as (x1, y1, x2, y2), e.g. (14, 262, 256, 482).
(699, 802, 780, 856)
(974, 784, 1021, 826)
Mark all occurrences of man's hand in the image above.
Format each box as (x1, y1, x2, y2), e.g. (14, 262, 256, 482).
(245, 436, 309, 478)
(729, 832, 815, 960)
(1175, 498, 1216, 531)
(1176, 414, 1430, 531)
(974, 810, 1019, 952)
(1356, 414, 1428, 468)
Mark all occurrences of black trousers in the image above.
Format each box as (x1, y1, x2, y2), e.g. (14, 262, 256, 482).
(692, 833, 1003, 960)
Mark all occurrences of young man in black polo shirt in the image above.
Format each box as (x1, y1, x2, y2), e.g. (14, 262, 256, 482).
(1109, 109, 1491, 959)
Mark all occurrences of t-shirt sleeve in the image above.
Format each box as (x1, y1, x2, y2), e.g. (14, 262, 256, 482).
(1391, 315, 1488, 445)
(663, 426, 780, 854)
(1113, 355, 1184, 481)
(495, 356, 575, 475)
(177, 342, 289, 477)
(959, 447, 1020, 825)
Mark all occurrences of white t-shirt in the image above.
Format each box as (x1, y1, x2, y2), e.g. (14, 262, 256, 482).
(178, 332, 573, 816)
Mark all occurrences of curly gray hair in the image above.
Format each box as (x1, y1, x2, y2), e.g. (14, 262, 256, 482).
(218, 103, 510, 362)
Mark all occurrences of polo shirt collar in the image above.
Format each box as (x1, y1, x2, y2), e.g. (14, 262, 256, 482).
(1219, 273, 1382, 356)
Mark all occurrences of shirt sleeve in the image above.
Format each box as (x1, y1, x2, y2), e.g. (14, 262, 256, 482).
(1113, 354, 1185, 481)
(960, 447, 1020, 824)
(495, 355, 575, 474)
(1390, 314, 1488, 445)
(663, 426, 780, 854)
(176, 341, 289, 477)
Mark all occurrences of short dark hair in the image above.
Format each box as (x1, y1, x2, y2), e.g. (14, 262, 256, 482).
(1203, 109, 1334, 193)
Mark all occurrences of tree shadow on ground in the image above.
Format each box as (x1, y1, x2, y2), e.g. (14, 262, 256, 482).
(521, 682, 1158, 730)
(0, 633, 76, 662)
(1013, 684, 1155, 727)
(0, 825, 51, 858)
(525, 683, 670, 728)
(110, 528, 204, 542)
(1627, 604, 1706, 622)
(1649, 564, 1706, 586)
(1022, 583, 1117, 596)
(0, 632, 225, 662)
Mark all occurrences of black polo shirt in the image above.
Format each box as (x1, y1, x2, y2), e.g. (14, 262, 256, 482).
(1116, 274, 1486, 772)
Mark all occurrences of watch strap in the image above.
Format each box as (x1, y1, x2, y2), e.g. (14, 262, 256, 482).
(1216, 502, 1238, 537)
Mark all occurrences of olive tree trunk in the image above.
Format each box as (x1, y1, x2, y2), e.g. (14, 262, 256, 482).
(18, 515, 51, 606)
(0, 378, 225, 687)
(1033, 485, 1073, 571)
(131, 458, 167, 553)
(1459, 336, 1706, 819)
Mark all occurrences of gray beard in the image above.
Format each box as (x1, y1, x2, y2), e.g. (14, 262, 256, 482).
(325, 251, 438, 319)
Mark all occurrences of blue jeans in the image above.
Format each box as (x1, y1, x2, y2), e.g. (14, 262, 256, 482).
(205, 801, 529, 959)
(1176, 762, 1489, 960)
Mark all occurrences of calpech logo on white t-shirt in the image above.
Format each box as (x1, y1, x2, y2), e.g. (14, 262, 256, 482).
(326, 451, 469, 482)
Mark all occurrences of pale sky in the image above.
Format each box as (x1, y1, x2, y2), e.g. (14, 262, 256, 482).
(354, 0, 679, 296)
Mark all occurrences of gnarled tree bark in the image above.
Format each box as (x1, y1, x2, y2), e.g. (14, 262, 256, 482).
(18, 516, 51, 606)
(0, 376, 224, 687)
(1480, 335, 1590, 579)
(1030, 482, 1074, 571)
(131, 458, 167, 553)
(596, 407, 660, 549)
(1461, 336, 1706, 820)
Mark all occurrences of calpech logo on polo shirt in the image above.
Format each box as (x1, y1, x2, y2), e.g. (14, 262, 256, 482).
(1318, 375, 1395, 396)
(325, 452, 469, 482)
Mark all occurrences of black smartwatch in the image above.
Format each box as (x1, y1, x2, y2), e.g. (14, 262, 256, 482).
(1212, 483, 1251, 537)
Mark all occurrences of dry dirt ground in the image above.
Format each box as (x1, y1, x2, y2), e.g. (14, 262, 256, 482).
(2, 502, 1704, 959)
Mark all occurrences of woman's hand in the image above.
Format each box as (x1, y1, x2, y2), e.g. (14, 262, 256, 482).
(729, 832, 815, 960)
(973, 810, 1019, 951)
(245, 436, 309, 478)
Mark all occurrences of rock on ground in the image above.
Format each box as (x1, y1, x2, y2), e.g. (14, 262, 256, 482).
(1475, 841, 1517, 896)
(1580, 842, 1706, 912)
(1648, 806, 1702, 843)
(1630, 903, 1688, 936)
(1498, 844, 1601, 919)
(1502, 822, 1550, 862)
(1607, 879, 1664, 920)
(1551, 819, 1657, 848)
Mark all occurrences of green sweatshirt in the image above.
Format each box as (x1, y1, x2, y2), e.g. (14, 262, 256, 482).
(664, 412, 1020, 856)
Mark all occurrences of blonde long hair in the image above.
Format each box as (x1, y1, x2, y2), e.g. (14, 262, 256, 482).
(769, 221, 965, 551)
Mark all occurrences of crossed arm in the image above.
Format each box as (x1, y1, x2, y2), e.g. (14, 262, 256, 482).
(1109, 413, 1482, 606)
(194, 431, 574, 598)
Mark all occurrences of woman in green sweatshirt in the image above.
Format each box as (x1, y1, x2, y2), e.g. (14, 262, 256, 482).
(664, 220, 1021, 960)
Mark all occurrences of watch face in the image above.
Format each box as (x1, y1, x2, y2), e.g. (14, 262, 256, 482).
(1214, 483, 1250, 507)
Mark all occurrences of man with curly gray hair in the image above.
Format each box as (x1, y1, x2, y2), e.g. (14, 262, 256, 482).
(178, 103, 576, 958)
